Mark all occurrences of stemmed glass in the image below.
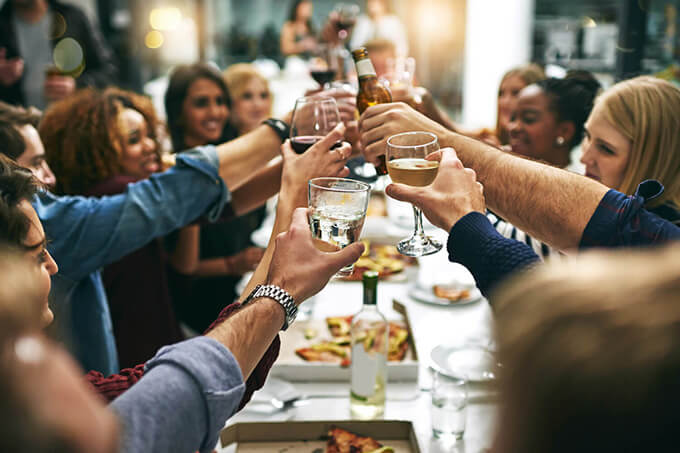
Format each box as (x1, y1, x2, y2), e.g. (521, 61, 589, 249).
(333, 3, 359, 41)
(386, 131, 442, 256)
(290, 96, 341, 154)
(309, 44, 340, 90)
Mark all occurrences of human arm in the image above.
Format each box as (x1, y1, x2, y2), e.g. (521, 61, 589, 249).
(229, 157, 282, 216)
(166, 226, 200, 274)
(487, 211, 557, 259)
(280, 22, 316, 56)
(360, 102, 608, 250)
(191, 247, 265, 277)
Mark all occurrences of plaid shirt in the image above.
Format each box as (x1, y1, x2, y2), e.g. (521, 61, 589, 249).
(85, 301, 280, 410)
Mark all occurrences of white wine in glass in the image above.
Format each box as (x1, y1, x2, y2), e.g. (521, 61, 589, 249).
(386, 131, 442, 257)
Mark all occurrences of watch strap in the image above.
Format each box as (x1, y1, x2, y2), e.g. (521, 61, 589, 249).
(243, 284, 298, 330)
(262, 118, 291, 143)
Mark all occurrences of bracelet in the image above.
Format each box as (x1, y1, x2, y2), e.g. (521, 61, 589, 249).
(262, 118, 291, 143)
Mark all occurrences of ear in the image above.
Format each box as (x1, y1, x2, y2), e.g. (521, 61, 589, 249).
(556, 121, 576, 147)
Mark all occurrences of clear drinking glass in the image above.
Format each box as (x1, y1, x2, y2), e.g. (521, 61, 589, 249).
(290, 96, 341, 154)
(308, 177, 370, 277)
(386, 131, 442, 256)
(431, 371, 467, 441)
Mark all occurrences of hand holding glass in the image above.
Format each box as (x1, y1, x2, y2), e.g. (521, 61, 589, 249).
(386, 131, 442, 256)
(308, 178, 370, 278)
(290, 96, 341, 154)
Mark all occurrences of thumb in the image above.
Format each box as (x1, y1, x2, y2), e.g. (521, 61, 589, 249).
(326, 241, 365, 273)
(385, 183, 421, 204)
(314, 122, 346, 152)
(281, 139, 296, 159)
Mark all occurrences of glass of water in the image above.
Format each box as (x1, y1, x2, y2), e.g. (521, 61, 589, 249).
(431, 371, 467, 441)
(308, 177, 370, 277)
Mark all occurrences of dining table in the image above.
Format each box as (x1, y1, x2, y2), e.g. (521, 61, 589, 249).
(218, 197, 499, 453)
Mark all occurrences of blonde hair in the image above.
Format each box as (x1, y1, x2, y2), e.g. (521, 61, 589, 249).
(494, 244, 680, 453)
(597, 76, 680, 208)
(223, 64, 271, 106)
(496, 64, 546, 144)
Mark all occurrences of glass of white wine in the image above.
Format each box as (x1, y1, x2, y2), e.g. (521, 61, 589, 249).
(386, 131, 442, 257)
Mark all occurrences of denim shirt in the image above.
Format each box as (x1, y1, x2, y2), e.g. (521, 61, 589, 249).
(35, 146, 230, 375)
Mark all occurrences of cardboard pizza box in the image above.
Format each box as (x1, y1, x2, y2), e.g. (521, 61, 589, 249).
(221, 420, 422, 452)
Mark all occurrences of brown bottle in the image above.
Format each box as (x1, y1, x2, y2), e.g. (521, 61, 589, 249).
(352, 47, 392, 175)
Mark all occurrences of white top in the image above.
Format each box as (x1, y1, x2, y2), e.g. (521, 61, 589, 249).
(350, 14, 409, 57)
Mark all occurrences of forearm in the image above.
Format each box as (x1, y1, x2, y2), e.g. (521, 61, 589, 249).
(216, 125, 281, 190)
(231, 157, 282, 216)
(440, 132, 608, 250)
(167, 226, 200, 274)
(206, 298, 284, 379)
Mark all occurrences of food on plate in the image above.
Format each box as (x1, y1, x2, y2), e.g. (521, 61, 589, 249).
(304, 327, 319, 340)
(342, 240, 417, 281)
(433, 284, 471, 301)
(326, 427, 394, 453)
(294, 317, 410, 364)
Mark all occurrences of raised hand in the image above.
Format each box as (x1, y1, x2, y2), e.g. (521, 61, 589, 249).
(385, 147, 485, 231)
(266, 207, 364, 303)
(0, 48, 24, 86)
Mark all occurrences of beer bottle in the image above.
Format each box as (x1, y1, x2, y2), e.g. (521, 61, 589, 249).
(351, 47, 392, 175)
(350, 270, 388, 419)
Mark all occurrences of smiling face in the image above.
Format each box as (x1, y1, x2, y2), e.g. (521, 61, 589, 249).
(18, 200, 58, 327)
(15, 125, 56, 188)
(117, 108, 159, 180)
(231, 78, 271, 134)
(497, 75, 527, 133)
(580, 105, 632, 189)
(181, 77, 229, 148)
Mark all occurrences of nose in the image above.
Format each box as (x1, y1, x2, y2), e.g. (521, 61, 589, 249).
(46, 250, 59, 275)
(508, 118, 521, 136)
(40, 161, 56, 187)
(580, 141, 595, 165)
(143, 136, 156, 153)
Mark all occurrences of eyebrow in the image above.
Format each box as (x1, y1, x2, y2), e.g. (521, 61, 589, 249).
(24, 237, 46, 252)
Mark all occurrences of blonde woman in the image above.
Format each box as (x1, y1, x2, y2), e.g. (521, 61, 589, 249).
(494, 244, 680, 453)
(223, 64, 272, 135)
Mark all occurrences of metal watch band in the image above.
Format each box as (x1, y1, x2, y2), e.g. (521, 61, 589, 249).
(244, 284, 298, 330)
(262, 118, 290, 143)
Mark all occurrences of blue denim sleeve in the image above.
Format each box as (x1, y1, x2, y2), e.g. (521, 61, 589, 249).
(580, 181, 680, 248)
(34, 146, 230, 281)
(447, 212, 539, 300)
(111, 337, 245, 453)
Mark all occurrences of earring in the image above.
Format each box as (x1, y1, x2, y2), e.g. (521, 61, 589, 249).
(556, 136, 565, 146)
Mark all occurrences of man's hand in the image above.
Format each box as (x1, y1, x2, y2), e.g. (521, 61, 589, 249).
(386, 148, 485, 231)
(44, 75, 76, 102)
(358, 102, 449, 168)
(280, 122, 351, 202)
(0, 48, 23, 86)
(266, 208, 365, 302)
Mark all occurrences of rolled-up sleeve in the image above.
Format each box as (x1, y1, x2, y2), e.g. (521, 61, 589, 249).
(111, 337, 245, 453)
(36, 146, 230, 280)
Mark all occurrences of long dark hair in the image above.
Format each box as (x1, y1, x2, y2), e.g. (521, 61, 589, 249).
(164, 63, 237, 152)
(535, 70, 601, 149)
(287, 0, 315, 35)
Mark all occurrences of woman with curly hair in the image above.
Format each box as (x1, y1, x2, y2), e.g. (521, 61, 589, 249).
(40, 87, 188, 368)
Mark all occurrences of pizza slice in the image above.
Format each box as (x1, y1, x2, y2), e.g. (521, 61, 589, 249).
(295, 342, 350, 365)
(326, 427, 394, 453)
(327, 316, 353, 337)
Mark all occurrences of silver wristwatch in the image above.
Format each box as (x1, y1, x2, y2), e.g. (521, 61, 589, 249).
(243, 284, 298, 330)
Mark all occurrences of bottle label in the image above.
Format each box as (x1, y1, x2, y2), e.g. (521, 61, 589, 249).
(351, 343, 379, 398)
(356, 59, 376, 78)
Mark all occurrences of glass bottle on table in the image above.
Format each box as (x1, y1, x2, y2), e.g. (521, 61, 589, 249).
(350, 270, 388, 419)
(351, 47, 392, 176)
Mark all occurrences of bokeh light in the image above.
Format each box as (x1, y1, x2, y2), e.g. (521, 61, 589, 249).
(149, 7, 182, 31)
(145, 30, 165, 49)
(53, 38, 84, 76)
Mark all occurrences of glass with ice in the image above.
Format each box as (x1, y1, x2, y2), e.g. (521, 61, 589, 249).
(308, 177, 370, 277)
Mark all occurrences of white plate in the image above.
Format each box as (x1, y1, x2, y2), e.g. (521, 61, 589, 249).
(408, 285, 482, 307)
(430, 344, 500, 382)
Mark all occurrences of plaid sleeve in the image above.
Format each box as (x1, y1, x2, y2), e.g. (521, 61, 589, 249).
(86, 301, 280, 409)
(580, 181, 680, 248)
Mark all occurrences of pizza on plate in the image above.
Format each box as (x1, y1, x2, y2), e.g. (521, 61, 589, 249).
(326, 427, 394, 453)
(342, 240, 417, 281)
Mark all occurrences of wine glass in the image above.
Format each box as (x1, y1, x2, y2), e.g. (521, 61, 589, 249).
(386, 131, 442, 256)
(333, 3, 359, 41)
(309, 44, 340, 90)
(290, 96, 341, 154)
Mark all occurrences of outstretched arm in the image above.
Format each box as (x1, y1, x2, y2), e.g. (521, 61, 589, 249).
(359, 103, 608, 250)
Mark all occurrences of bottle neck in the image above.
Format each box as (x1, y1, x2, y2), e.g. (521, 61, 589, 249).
(355, 58, 377, 78)
(363, 286, 377, 306)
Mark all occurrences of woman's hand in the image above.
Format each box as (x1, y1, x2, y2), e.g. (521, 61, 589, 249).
(224, 247, 266, 275)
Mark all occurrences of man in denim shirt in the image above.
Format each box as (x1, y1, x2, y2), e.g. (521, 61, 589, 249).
(36, 123, 286, 375)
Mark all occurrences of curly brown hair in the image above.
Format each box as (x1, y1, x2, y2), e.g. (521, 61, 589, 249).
(40, 87, 161, 195)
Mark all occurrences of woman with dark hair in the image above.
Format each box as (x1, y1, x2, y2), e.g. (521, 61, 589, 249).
(508, 70, 601, 171)
(280, 0, 317, 58)
(164, 63, 267, 334)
